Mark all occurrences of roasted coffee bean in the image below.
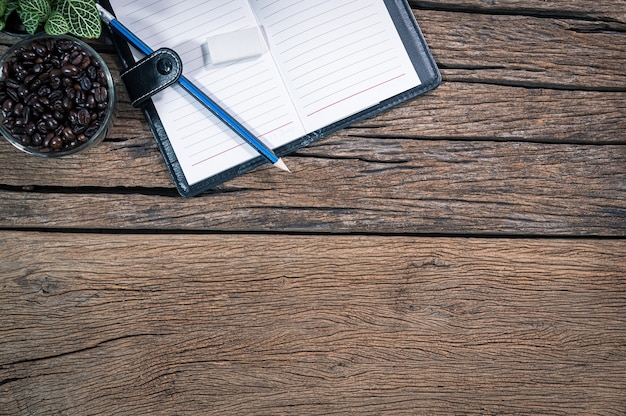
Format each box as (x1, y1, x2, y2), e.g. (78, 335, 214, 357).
(24, 73, 37, 87)
(74, 89, 85, 105)
(2, 98, 14, 113)
(50, 136, 63, 150)
(31, 133, 42, 146)
(31, 101, 44, 114)
(79, 55, 91, 70)
(12, 102, 24, 116)
(75, 108, 90, 125)
(59, 94, 71, 108)
(46, 118, 59, 130)
(36, 120, 48, 134)
(70, 52, 83, 66)
(49, 90, 62, 102)
(25, 121, 36, 136)
(73, 123, 87, 134)
(28, 77, 42, 92)
(20, 50, 36, 60)
(32, 42, 47, 57)
(23, 106, 31, 123)
(79, 76, 92, 91)
(17, 85, 29, 99)
(26, 93, 39, 106)
(93, 86, 107, 103)
(61, 64, 79, 77)
(11, 124, 25, 135)
(3, 116, 14, 129)
(5, 88, 18, 102)
(37, 85, 51, 97)
(49, 75, 61, 90)
(5, 78, 20, 90)
(57, 40, 74, 51)
(62, 126, 76, 141)
(86, 66, 97, 80)
(13, 66, 27, 81)
(0, 38, 111, 153)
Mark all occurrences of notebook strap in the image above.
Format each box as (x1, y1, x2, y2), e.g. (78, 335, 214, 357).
(121, 48, 183, 107)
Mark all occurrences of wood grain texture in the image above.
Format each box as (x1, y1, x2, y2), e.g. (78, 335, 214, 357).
(1, 139, 624, 235)
(2, 8, 624, 89)
(0, 81, 624, 180)
(411, 0, 626, 24)
(1, 232, 625, 415)
(0, 1, 625, 414)
(415, 11, 626, 89)
(0, 80, 624, 194)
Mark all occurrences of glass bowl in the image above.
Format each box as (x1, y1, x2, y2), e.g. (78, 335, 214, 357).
(0, 34, 116, 157)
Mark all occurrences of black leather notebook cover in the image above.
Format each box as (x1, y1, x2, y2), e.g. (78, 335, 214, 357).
(99, 0, 441, 197)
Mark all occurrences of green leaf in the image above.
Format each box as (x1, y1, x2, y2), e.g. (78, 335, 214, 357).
(18, 0, 50, 20)
(0, 0, 7, 17)
(17, 0, 50, 34)
(57, 0, 100, 38)
(1, 0, 17, 31)
(5, 0, 17, 17)
(44, 9, 68, 35)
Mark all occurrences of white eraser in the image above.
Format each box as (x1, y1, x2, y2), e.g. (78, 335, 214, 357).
(204, 27, 263, 65)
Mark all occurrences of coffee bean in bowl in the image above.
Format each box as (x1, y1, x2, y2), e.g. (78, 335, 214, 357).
(0, 35, 115, 157)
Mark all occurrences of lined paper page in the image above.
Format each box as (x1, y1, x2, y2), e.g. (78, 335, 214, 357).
(250, 0, 421, 132)
(108, 0, 305, 185)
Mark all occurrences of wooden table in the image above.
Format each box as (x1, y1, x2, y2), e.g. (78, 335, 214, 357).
(1, 1, 625, 414)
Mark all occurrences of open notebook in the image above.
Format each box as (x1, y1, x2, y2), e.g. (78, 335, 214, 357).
(102, 0, 440, 196)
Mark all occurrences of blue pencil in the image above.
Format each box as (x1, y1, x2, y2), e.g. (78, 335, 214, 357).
(96, 4, 290, 173)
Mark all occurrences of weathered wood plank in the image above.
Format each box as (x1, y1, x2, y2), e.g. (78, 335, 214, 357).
(1, 8, 624, 91)
(1, 81, 624, 192)
(0, 140, 624, 235)
(412, 0, 626, 24)
(0, 81, 624, 184)
(344, 83, 626, 142)
(1, 232, 624, 415)
(416, 11, 626, 89)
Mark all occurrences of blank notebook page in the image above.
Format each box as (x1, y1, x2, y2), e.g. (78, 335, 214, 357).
(108, 0, 421, 185)
(250, 0, 422, 132)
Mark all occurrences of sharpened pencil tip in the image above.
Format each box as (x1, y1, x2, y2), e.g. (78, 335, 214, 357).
(274, 158, 291, 173)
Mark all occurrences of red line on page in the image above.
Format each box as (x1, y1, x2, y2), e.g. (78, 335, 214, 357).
(262, 121, 293, 136)
(306, 73, 406, 117)
(192, 142, 245, 166)
(191, 121, 293, 166)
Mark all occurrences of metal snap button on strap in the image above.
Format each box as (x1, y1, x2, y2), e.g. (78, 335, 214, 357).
(157, 57, 173, 75)
(120, 48, 183, 107)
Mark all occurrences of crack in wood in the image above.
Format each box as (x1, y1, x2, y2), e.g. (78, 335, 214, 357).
(408, 1, 626, 25)
(0, 377, 24, 387)
(2, 333, 172, 368)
